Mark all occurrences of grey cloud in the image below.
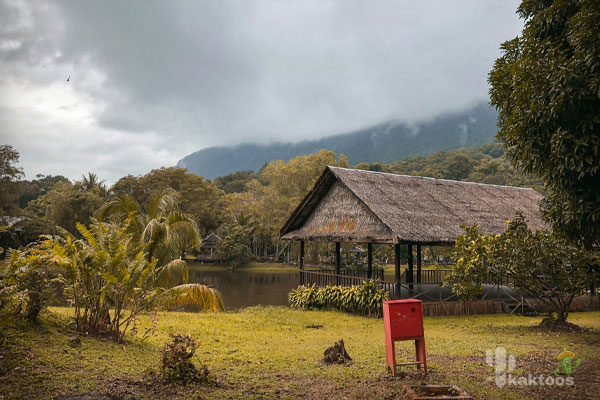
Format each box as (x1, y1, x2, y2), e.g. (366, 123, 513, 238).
(0, 0, 522, 182)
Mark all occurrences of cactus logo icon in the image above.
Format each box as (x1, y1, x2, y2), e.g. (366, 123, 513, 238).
(554, 351, 582, 375)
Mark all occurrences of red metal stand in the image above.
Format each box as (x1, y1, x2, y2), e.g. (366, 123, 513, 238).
(383, 299, 427, 375)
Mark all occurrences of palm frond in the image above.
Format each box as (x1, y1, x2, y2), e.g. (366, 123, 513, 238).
(146, 188, 179, 219)
(96, 195, 140, 223)
(161, 283, 225, 312)
(157, 259, 189, 288)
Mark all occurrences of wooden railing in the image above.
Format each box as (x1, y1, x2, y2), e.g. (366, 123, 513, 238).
(300, 269, 517, 302)
(304, 268, 384, 281)
(401, 269, 453, 284)
(300, 270, 399, 298)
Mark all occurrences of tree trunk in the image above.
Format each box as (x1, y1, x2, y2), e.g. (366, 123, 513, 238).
(322, 339, 352, 364)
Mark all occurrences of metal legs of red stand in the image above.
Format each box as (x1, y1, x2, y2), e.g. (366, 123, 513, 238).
(386, 336, 427, 376)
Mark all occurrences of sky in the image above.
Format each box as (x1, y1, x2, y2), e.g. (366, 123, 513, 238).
(0, 0, 523, 183)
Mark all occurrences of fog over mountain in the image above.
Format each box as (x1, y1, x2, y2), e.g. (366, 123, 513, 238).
(178, 102, 498, 179)
(0, 1, 521, 182)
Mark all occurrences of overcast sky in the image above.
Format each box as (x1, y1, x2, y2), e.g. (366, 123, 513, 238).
(0, 0, 523, 183)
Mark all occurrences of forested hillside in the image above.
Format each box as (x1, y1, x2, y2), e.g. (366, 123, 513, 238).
(1, 142, 541, 257)
(178, 102, 498, 179)
(354, 142, 543, 191)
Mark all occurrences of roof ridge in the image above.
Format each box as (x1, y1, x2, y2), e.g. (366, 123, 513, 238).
(327, 165, 536, 191)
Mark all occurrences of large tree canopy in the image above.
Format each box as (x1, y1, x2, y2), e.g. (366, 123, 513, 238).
(0, 145, 24, 216)
(489, 0, 600, 248)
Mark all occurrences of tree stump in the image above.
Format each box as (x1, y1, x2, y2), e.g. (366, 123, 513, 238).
(322, 339, 351, 364)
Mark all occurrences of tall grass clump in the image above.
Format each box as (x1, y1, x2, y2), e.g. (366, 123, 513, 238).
(288, 281, 389, 317)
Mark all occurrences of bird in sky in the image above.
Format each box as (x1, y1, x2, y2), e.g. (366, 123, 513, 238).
(66, 75, 70, 82)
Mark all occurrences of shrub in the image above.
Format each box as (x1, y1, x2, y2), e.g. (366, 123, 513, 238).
(0, 243, 60, 322)
(288, 284, 320, 310)
(161, 333, 209, 384)
(446, 215, 597, 325)
(288, 281, 389, 317)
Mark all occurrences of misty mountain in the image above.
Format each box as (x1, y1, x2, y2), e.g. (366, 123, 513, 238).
(177, 102, 498, 179)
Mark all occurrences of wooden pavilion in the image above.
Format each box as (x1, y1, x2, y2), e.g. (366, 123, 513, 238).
(197, 232, 222, 259)
(280, 166, 546, 298)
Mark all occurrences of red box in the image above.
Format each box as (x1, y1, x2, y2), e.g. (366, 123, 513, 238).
(383, 299, 427, 375)
(383, 299, 424, 339)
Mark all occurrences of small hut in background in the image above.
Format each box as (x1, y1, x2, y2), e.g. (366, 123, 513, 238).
(280, 166, 545, 299)
(198, 232, 222, 260)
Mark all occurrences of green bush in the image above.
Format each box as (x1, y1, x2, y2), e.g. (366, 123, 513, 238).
(1, 243, 61, 322)
(288, 281, 389, 317)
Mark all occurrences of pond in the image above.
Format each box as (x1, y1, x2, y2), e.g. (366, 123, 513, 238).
(188, 264, 300, 309)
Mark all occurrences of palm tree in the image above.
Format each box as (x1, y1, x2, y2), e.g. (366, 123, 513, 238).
(78, 172, 109, 197)
(97, 188, 223, 312)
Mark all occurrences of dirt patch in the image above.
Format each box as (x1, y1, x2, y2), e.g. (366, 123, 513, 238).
(537, 318, 585, 332)
(432, 352, 600, 400)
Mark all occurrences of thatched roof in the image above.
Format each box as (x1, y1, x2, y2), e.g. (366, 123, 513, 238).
(280, 166, 546, 245)
(200, 232, 221, 249)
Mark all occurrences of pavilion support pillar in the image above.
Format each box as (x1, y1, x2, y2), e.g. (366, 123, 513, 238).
(416, 244, 422, 284)
(299, 240, 305, 285)
(407, 244, 414, 290)
(335, 242, 341, 274)
(367, 243, 373, 279)
(394, 243, 401, 299)
(335, 242, 341, 285)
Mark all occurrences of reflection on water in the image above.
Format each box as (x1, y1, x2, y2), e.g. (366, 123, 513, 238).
(188, 267, 300, 310)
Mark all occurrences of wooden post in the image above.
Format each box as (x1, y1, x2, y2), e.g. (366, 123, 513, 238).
(416, 244, 422, 284)
(299, 240, 305, 285)
(394, 243, 401, 299)
(367, 243, 373, 279)
(335, 242, 341, 275)
(335, 242, 341, 285)
(407, 244, 414, 289)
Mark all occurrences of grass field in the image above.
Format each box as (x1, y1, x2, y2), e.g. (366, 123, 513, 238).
(1, 308, 599, 400)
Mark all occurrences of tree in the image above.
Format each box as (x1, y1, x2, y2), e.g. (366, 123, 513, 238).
(25, 181, 106, 236)
(27, 219, 223, 341)
(489, 0, 600, 248)
(1, 241, 61, 322)
(446, 215, 596, 327)
(97, 188, 200, 267)
(215, 222, 253, 269)
(97, 188, 225, 313)
(214, 170, 258, 194)
(244, 150, 349, 244)
(17, 174, 70, 208)
(77, 172, 108, 197)
(111, 167, 224, 235)
(0, 145, 23, 183)
(446, 154, 474, 180)
(0, 145, 24, 216)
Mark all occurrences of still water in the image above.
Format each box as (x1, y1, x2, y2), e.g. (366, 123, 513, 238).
(188, 266, 300, 309)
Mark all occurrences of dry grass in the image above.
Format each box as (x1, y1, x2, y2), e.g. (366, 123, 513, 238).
(0, 308, 599, 400)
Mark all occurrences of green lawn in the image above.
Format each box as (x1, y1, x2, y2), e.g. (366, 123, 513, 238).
(1, 308, 599, 399)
